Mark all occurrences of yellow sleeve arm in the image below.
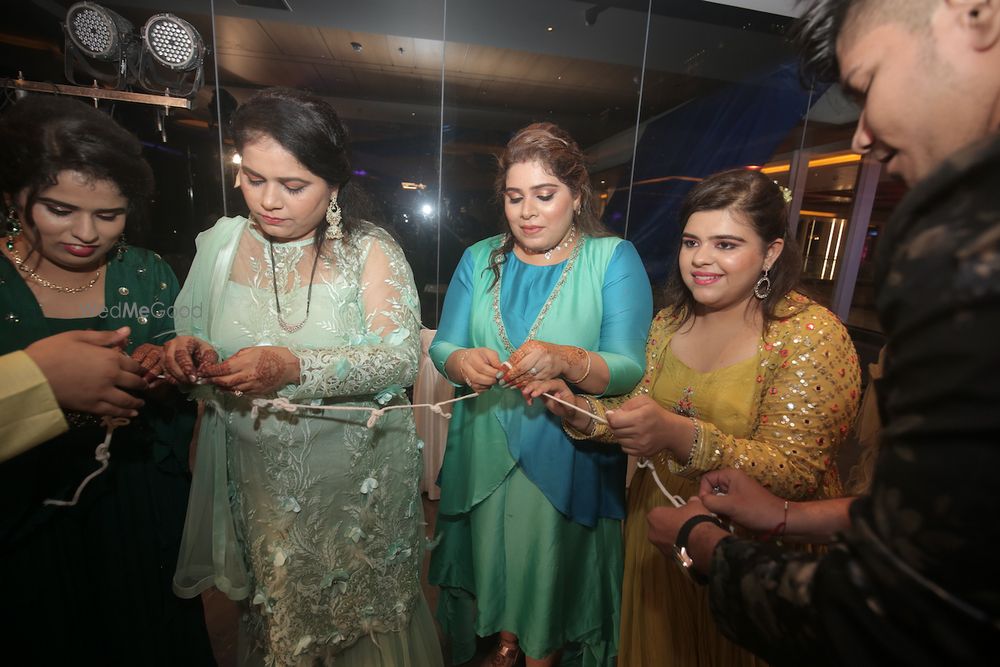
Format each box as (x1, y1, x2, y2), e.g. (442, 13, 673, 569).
(0, 351, 68, 462)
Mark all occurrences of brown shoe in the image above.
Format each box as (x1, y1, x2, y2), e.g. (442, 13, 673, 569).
(489, 643, 521, 667)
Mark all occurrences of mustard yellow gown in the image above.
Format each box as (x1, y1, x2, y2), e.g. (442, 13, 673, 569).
(574, 293, 861, 667)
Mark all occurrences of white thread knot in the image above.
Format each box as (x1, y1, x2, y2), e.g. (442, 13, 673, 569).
(44, 415, 129, 508)
(366, 408, 386, 429)
(250, 397, 270, 419)
(428, 403, 451, 419)
(270, 397, 299, 413)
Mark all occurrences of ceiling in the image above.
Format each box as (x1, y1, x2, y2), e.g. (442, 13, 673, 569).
(2, 0, 824, 149)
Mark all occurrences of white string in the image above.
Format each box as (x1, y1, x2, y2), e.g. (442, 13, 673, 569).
(540, 392, 608, 424)
(44, 385, 613, 508)
(43, 416, 129, 507)
(249, 391, 698, 511)
(248, 392, 479, 426)
(248, 389, 608, 429)
(635, 458, 686, 508)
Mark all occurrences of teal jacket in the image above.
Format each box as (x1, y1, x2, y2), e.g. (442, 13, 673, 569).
(431, 234, 652, 526)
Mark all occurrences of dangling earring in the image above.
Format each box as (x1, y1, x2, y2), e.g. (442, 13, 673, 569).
(325, 195, 343, 240)
(5, 206, 20, 251)
(114, 234, 127, 260)
(753, 267, 772, 300)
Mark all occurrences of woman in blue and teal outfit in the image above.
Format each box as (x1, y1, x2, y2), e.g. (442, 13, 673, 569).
(429, 123, 653, 667)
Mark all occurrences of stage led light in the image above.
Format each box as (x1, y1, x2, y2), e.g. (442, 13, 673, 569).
(138, 13, 206, 97)
(63, 2, 137, 88)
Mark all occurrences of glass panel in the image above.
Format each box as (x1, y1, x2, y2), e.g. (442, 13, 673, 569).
(437, 0, 649, 324)
(436, 1, 813, 314)
(762, 84, 870, 316)
(796, 151, 861, 303)
(205, 1, 445, 322)
(615, 1, 805, 286)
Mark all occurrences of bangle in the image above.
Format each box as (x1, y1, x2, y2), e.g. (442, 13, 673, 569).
(453, 350, 472, 387)
(579, 395, 599, 435)
(563, 395, 599, 438)
(668, 416, 701, 474)
(565, 347, 592, 384)
(761, 499, 789, 545)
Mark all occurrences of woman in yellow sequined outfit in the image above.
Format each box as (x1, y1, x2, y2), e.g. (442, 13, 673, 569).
(527, 169, 861, 667)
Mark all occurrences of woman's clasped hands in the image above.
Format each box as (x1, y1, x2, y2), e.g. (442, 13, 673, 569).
(452, 347, 503, 394)
(498, 340, 585, 387)
(162, 335, 301, 396)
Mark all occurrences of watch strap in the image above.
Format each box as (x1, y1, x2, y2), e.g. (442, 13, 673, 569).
(673, 514, 725, 585)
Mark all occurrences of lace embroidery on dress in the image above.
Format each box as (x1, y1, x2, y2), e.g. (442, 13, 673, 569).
(213, 220, 423, 665)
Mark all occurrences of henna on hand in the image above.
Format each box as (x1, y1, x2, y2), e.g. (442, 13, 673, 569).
(193, 345, 219, 374)
(503, 341, 589, 384)
(558, 344, 588, 373)
(131, 343, 166, 383)
(131, 343, 162, 372)
(201, 347, 296, 394)
(172, 338, 194, 376)
(253, 349, 289, 388)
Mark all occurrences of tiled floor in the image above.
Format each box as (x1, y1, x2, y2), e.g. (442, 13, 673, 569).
(200, 495, 510, 666)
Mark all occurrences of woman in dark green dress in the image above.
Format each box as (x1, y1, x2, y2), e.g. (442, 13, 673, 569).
(0, 96, 214, 665)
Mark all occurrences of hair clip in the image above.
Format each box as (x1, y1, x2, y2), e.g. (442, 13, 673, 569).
(775, 182, 793, 204)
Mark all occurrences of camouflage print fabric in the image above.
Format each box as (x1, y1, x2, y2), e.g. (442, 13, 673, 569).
(706, 133, 1000, 666)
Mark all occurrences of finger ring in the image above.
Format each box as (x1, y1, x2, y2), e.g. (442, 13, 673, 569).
(233, 390, 244, 397)
(529, 367, 538, 375)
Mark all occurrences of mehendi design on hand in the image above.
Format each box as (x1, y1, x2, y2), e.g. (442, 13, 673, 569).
(253, 348, 289, 389)
(504, 341, 590, 385)
(131, 343, 163, 373)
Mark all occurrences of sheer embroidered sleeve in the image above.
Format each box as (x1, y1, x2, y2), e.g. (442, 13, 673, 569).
(287, 228, 421, 400)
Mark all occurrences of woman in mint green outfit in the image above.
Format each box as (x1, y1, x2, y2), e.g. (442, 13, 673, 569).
(429, 123, 652, 666)
(166, 88, 443, 667)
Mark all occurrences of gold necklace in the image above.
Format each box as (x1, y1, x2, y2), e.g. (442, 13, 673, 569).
(6, 238, 102, 293)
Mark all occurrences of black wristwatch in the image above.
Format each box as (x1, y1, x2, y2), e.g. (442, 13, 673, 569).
(673, 514, 726, 585)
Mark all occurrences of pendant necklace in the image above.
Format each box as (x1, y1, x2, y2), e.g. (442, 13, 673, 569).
(543, 224, 576, 260)
(267, 237, 315, 334)
(515, 224, 577, 261)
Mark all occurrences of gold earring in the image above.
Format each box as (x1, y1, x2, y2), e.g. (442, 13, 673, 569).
(325, 195, 343, 240)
